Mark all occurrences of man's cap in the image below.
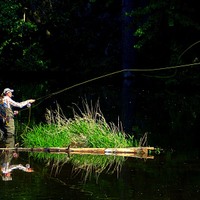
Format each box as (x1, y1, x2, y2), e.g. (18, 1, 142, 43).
(3, 88, 14, 94)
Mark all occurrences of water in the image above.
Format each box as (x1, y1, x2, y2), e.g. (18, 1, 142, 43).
(1, 150, 199, 199)
(0, 77, 200, 199)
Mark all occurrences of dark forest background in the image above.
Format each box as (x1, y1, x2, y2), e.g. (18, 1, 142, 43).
(0, 0, 200, 86)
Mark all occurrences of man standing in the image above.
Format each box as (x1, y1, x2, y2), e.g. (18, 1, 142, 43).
(2, 88, 35, 138)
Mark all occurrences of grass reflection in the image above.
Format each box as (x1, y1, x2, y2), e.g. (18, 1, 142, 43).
(30, 151, 125, 182)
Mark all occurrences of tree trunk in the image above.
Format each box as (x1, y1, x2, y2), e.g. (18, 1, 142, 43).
(122, 0, 137, 78)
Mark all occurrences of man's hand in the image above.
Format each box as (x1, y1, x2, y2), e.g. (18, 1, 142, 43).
(28, 99, 35, 103)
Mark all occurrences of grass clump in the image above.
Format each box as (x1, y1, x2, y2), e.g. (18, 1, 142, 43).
(22, 100, 136, 148)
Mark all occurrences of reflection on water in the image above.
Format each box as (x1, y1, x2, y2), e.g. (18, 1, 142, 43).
(1, 151, 198, 200)
(14, 150, 198, 200)
(0, 135, 34, 182)
(29, 150, 128, 183)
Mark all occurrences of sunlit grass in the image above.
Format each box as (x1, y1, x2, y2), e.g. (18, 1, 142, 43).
(22, 99, 137, 148)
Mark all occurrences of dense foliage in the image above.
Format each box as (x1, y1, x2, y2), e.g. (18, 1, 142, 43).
(0, 0, 199, 82)
(128, 0, 200, 67)
(0, 0, 122, 74)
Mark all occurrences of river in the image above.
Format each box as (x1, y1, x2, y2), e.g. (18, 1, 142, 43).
(0, 75, 200, 200)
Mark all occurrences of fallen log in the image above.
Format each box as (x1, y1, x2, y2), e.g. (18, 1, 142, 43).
(0, 146, 155, 156)
(67, 151, 155, 159)
(69, 147, 155, 154)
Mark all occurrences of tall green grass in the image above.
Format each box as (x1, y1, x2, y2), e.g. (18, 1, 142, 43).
(22, 100, 137, 148)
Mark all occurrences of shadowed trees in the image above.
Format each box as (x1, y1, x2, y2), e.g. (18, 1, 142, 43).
(0, 0, 199, 83)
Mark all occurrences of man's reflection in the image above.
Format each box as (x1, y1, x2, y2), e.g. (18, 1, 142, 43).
(0, 135, 34, 181)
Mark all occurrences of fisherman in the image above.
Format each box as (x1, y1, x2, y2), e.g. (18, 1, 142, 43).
(1, 88, 35, 138)
(0, 95, 7, 140)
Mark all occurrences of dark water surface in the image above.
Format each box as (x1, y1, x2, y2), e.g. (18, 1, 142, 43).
(0, 76, 200, 199)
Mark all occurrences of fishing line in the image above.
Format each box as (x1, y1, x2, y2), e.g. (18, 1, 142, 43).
(178, 40, 200, 62)
(35, 62, 200, 103)
(21, 62, 200, 111)
(18, 61, 200, 134)
(15, 41, 200, 136)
